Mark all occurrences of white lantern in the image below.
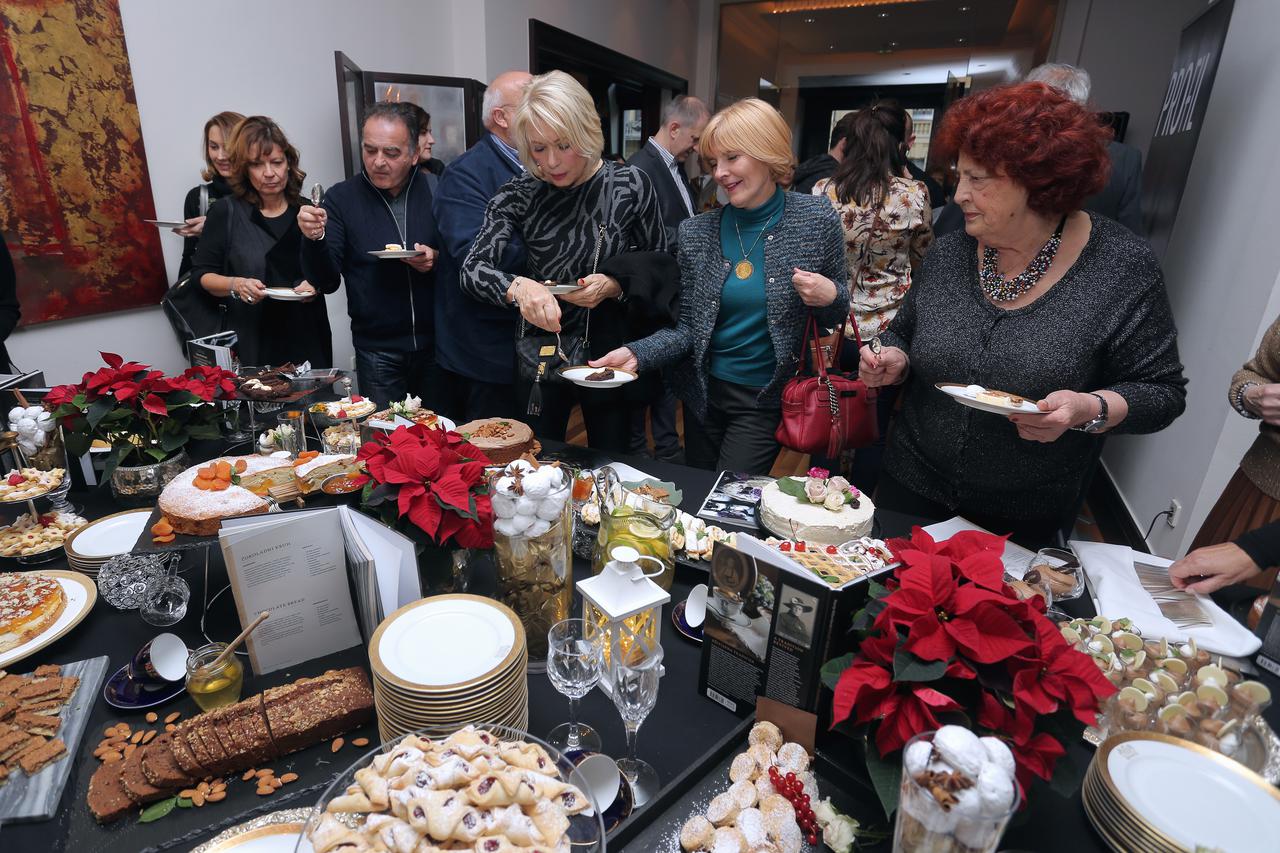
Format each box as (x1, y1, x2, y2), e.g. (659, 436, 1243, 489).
(578, 545, 670, 693)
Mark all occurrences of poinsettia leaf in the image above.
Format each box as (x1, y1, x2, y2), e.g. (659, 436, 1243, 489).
(820, 653, 856, 691)
(867, 579, 890, 599)
(159, 430, 188, 452)
(864, 736, 902, 819)
(86, 396, 116, 429)
(893, 648, 948, 682)
(775, 476, 808, 500)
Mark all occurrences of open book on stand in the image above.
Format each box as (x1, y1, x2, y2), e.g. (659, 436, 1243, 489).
(219, 506, 421, 674)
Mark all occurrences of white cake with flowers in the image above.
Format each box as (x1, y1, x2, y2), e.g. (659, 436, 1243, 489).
(758, 468, 875, 546)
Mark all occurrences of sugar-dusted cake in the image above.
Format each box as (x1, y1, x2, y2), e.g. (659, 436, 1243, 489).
(159, 455, 293, 536)
(294, 453, 360, 494)
(0, 572, 66, 654)
(455, 418, 537, 465)
(758, 474, 875, 546)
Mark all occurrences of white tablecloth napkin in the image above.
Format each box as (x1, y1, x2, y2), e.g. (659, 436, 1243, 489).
(1070, 540, 1261, 657)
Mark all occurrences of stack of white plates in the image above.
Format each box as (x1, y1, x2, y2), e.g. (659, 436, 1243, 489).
(369, 594, 528, 742)
(1083, 731, 1280, 852)
(63, 508, 152, 576)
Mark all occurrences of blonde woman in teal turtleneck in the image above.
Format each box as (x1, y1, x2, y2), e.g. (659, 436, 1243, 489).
(593, 99, 851, 474)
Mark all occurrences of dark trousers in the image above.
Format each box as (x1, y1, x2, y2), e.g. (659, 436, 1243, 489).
(629, 384, 682, 460)
(354, 347, 437, 412)
(516, 378, 630, 454)
(875, 473, 1063, 551)
(684, 377, 781, 475)
(437, 367, 517, 422)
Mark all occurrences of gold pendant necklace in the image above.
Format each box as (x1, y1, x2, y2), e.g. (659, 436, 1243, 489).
(732, 207, 780, 280)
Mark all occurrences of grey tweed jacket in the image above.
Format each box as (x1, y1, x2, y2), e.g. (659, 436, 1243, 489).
(628, 191, 850, 422)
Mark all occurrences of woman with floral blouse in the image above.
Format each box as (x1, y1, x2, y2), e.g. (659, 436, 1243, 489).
(813, 101, 932, 492)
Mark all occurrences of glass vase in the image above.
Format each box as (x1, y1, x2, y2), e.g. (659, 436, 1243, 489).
(416, 544, 472, 596)
(109, 450, 190, 503)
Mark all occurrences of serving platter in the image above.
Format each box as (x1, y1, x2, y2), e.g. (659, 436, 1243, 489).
(190, 807, 315, 853)
(0, 570, 98, 669)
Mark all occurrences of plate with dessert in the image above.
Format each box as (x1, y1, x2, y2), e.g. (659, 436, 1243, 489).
(0, 467, 65, 503)
(366, 394, 455, 432)
(557, 365, 638, 389)
(0, 570, 97, 668)
(263, 287, 307, 301)
(144, 219, 189, 229)
(935, 382, 1047, 416)
(309, 395, 378, 422)
(368, 243, 424, 259)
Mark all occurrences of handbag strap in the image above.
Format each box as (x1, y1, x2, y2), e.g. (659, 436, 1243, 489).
(199, 183, 210, 216)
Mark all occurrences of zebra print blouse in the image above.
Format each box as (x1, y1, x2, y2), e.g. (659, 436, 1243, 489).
(460, 161, 668, 316)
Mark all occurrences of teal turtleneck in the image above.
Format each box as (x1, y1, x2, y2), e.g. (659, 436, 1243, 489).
(710, 185, 785, 387)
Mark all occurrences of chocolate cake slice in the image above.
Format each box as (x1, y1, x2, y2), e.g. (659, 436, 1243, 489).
(119, 745, 170, 805)
(87, 761, 135, 824)
(141, 733, 195, 789)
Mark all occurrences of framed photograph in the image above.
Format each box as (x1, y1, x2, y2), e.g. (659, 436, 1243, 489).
(334, 52, 366, 180)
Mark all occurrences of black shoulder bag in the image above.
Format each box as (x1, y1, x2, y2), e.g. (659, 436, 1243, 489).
(515, 167, 617, 415)
(161, 185, 229, 356)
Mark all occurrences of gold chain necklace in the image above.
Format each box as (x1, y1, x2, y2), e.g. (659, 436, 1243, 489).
(732, 208, 780, 280)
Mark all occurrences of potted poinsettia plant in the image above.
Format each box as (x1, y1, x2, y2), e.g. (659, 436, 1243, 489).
(820, 527, 1115, 817)
(352, 424, 495, 592)
(45, 352, 237, 498)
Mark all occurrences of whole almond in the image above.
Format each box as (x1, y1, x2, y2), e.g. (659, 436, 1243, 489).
(103, 751, 122, 763)
(142, 730, 157, 744)
(256, 786, 274, 796)
(270, 777, 283, 789)
(179, 788, 198, 799)
(352, 738, 369, 747)
(145, 712, 158, 723)
(103, 725, 117, 738)
(164, 712, 181, 724)
(192, 791, 205, 807)
(212, 781, 226, 792)
(279, 772, 298, 784)
(165, 724, 176, 733)
(206, 790, 226, 802)
(330, 737, 344, 753)
(124, 744, 137, 757)
(255, 768, 274, 778)
(197, 781, 210, 794)
(242, 769, 256, 781)
(129, 731, 144, 744)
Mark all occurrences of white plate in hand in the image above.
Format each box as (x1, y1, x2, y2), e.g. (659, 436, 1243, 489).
(557, 365, 638, 389)
(935, 382, 1046, 416)
(545, 284, 581, 295)
(368, 249, 424, 259)
(145, 219, 189, 229)
(263, 287, 307, 301)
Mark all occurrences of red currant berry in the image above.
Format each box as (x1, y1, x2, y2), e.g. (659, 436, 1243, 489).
(768, 765, 780, 777)
(785, 772, 797, 784)
(800, 793, 811, 806)
(807, 833, 818, 845)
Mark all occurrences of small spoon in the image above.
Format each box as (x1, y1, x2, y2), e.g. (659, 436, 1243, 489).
(309, 182, 325, 207)
(208, 611, 270, 671)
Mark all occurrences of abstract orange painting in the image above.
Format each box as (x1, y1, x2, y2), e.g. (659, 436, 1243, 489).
(0, 0, 166, 325)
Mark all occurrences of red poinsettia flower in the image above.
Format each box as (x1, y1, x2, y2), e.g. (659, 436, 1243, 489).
(877, 554, 1033, 664)
(1009, 616, 1117, 725)
(977, 692, 1066, 789)
(831, 660, 964, 754)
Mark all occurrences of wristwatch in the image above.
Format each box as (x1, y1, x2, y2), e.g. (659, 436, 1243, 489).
(1073, 392, 1109, 434)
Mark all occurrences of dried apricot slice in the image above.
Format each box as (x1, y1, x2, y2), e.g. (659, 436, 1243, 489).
(215, 460, 233, 480)
(210, 478, 231, 491)
(193, 477, 214, 490)
(234, 459, 247, 473)
(150, 519, 173, 535)
(153, 533, 176, 543)
(198, 465, 216, 479)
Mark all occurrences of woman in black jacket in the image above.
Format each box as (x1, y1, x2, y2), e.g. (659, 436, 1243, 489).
(176, 111, 244, 277)
(190, 117, 333, 367)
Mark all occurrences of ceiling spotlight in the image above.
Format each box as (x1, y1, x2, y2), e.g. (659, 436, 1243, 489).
(959, 4, 971, 10)
(890, 41, 898, 47)
(804, 16, 815, 23)
(877, 11, 889, 17)
(956, 37, 967, 43)
(829, 44, 836, 49)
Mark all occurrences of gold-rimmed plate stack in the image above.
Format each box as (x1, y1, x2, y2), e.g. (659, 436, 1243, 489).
(1083, 731, 1280, 852)
(63, 508, 152, 577)
(368, 594, 528, 742)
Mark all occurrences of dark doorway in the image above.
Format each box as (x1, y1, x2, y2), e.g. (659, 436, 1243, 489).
(528, 20, 687, 161)
(795, 82, 948, 164)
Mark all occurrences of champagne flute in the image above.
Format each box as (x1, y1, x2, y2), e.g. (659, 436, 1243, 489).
(225, 359, 250, 443)
(545, 618, 604, 753)
(611, 627, 663, 806)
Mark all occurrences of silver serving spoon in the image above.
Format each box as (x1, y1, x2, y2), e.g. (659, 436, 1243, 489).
(309, 182, 324, 207)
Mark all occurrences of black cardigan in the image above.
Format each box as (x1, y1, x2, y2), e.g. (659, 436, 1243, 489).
(178, 175, 232, 278)
(190, 197, 334, 368)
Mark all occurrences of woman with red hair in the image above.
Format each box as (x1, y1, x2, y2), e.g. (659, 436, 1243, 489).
(859, 83, 1186, 546)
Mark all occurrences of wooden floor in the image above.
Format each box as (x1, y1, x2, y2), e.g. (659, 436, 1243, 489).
(568, 402, 1107, 543)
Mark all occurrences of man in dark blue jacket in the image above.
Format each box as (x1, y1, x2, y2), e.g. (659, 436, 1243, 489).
(433, 70, 531, 420)
(299, 103, 440, 409)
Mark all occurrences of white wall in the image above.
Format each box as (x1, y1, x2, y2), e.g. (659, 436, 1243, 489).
(1096, 0, 1280, 556)
(1051, 0, 1210, 156)
(7, 0, 713, 384)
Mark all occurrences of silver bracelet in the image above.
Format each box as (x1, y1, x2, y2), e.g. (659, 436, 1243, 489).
(1236, 382, 1262, 419)
(228, 279, 239, 301)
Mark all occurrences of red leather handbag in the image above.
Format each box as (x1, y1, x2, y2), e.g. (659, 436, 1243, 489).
(774, 314, 879, 457)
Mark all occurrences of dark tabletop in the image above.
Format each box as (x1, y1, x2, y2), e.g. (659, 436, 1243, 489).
(2, 440, 1276, 852)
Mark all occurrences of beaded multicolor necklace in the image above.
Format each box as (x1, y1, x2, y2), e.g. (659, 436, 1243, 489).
(979, 215, 1067, 302)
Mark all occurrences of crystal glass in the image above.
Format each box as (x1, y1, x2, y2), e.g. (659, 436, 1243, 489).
(545, 618, 604, 753)
(225, 361, 251, 443)
(139, 557, 190, 626)
(1028, 547, 1084, 601)
(97, 553, 168, 610)
(610, 627, 663, 807)
(893, 730, 1021, 853)
(272, 410, 304, 457)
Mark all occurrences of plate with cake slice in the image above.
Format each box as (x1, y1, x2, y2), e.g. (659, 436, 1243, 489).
(935, 382, 1047, 416)
(557, 365, 638, 389)
(0, 570, 97, 669)
(367, 245, 424, 259)
(263, 287, 307, 301)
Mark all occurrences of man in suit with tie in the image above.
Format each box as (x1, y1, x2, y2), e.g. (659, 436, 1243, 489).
(433, 70, 532, 421)
(625, 96, 709, 461)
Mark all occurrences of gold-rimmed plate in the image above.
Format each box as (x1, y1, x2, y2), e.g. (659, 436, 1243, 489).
(374, 680, 527, 726)
(369, 595, 524, 692)
(1094, 731, 1280, 852)
(370, 651, 527, 704)
(0, 570, 97, 668)
(64, 508, 152, 563)
(1083, 766, 1167, 853)
(190, 807, 313, 852)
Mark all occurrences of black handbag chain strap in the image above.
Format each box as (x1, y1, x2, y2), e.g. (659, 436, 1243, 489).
(519, 162, 618, 352)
